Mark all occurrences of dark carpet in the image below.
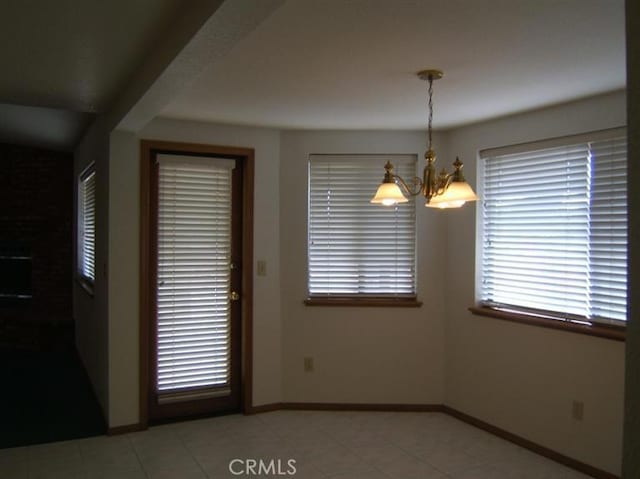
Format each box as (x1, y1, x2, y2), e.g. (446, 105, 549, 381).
(0, 349, 106, 448)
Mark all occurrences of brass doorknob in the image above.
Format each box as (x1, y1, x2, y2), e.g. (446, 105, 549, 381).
(229, 291, 240, 301)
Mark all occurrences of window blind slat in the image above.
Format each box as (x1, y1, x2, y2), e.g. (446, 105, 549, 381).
(479, 130, 627, 323)
(308, 155, 416, 296)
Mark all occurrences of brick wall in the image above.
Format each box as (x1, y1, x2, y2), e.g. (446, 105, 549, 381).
(0, 143, 73, 349)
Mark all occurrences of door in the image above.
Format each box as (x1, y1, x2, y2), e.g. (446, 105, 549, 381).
(148, 152, 243, 422)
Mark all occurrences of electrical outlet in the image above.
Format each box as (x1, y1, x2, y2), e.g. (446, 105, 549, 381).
(572, 400, 584, 421)
(304, 357, 314, 372)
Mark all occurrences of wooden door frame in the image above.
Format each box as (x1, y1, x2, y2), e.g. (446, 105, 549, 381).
(139, 139, 254, 428)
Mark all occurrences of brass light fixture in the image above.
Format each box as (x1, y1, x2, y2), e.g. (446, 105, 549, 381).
(371, 69, 478, 209)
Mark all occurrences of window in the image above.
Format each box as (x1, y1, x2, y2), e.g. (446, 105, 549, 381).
(78, 164, 96, 285)
(478, 127, 627, 325)
(308, 154, 417, 302)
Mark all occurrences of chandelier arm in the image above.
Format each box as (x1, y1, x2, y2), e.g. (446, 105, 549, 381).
(393, 174, 425, 197)
(437, 175, 453, 196)
(432, 170, 453, 197)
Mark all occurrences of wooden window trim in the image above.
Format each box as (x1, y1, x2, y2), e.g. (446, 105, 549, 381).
(469, 305, 626, 342)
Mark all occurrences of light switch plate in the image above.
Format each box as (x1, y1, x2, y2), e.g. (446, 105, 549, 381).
(257, 260, 267, 276)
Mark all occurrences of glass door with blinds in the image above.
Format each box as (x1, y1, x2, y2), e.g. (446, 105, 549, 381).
(149, 153, 242, 421)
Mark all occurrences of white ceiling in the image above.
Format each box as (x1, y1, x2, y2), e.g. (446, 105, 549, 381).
(0, 0, 188, 113)
(0, 0, 186, 150)
(0, 0, 627, 150)
(162, 0, 627, 130)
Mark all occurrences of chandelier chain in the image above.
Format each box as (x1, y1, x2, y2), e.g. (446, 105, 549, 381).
(427, 75, 433, 151)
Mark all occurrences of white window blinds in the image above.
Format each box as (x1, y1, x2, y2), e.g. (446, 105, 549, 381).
(79, 166, 96, 282)
(479, 128, 627, 323)
(589, 136, 627, 321)
(156, 155, 234, 394)
(308, 154, 417, 297)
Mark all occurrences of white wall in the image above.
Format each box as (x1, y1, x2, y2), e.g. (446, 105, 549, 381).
(139, 118, 283, 410)
(444, 90, 627, 475)
(279, 130, 448, 404)
(76, 116, 283, 427)
(107, 130, 141, 427)
(73, 118, 111, 416)
(74, 125, 140, 427)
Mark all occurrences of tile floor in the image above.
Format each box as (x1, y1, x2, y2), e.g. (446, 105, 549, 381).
(0, 410, 592, 478)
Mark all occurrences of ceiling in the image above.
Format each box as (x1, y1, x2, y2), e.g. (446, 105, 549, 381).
(163, 0, 626, 130)
(0, 0, 186, 150)
(0, 0, 627, 150)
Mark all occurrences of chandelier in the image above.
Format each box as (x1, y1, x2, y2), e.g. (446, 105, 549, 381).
(371, 69, 478, 209)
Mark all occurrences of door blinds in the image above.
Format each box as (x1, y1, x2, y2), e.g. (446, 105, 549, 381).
(308, 154, 417, 297)
(156, 155, 234, 395)
(479, 128, 627, 323)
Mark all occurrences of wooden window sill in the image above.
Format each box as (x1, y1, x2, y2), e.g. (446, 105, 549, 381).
(469, 306, 625, 342)
(305, 297, 422, 307)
